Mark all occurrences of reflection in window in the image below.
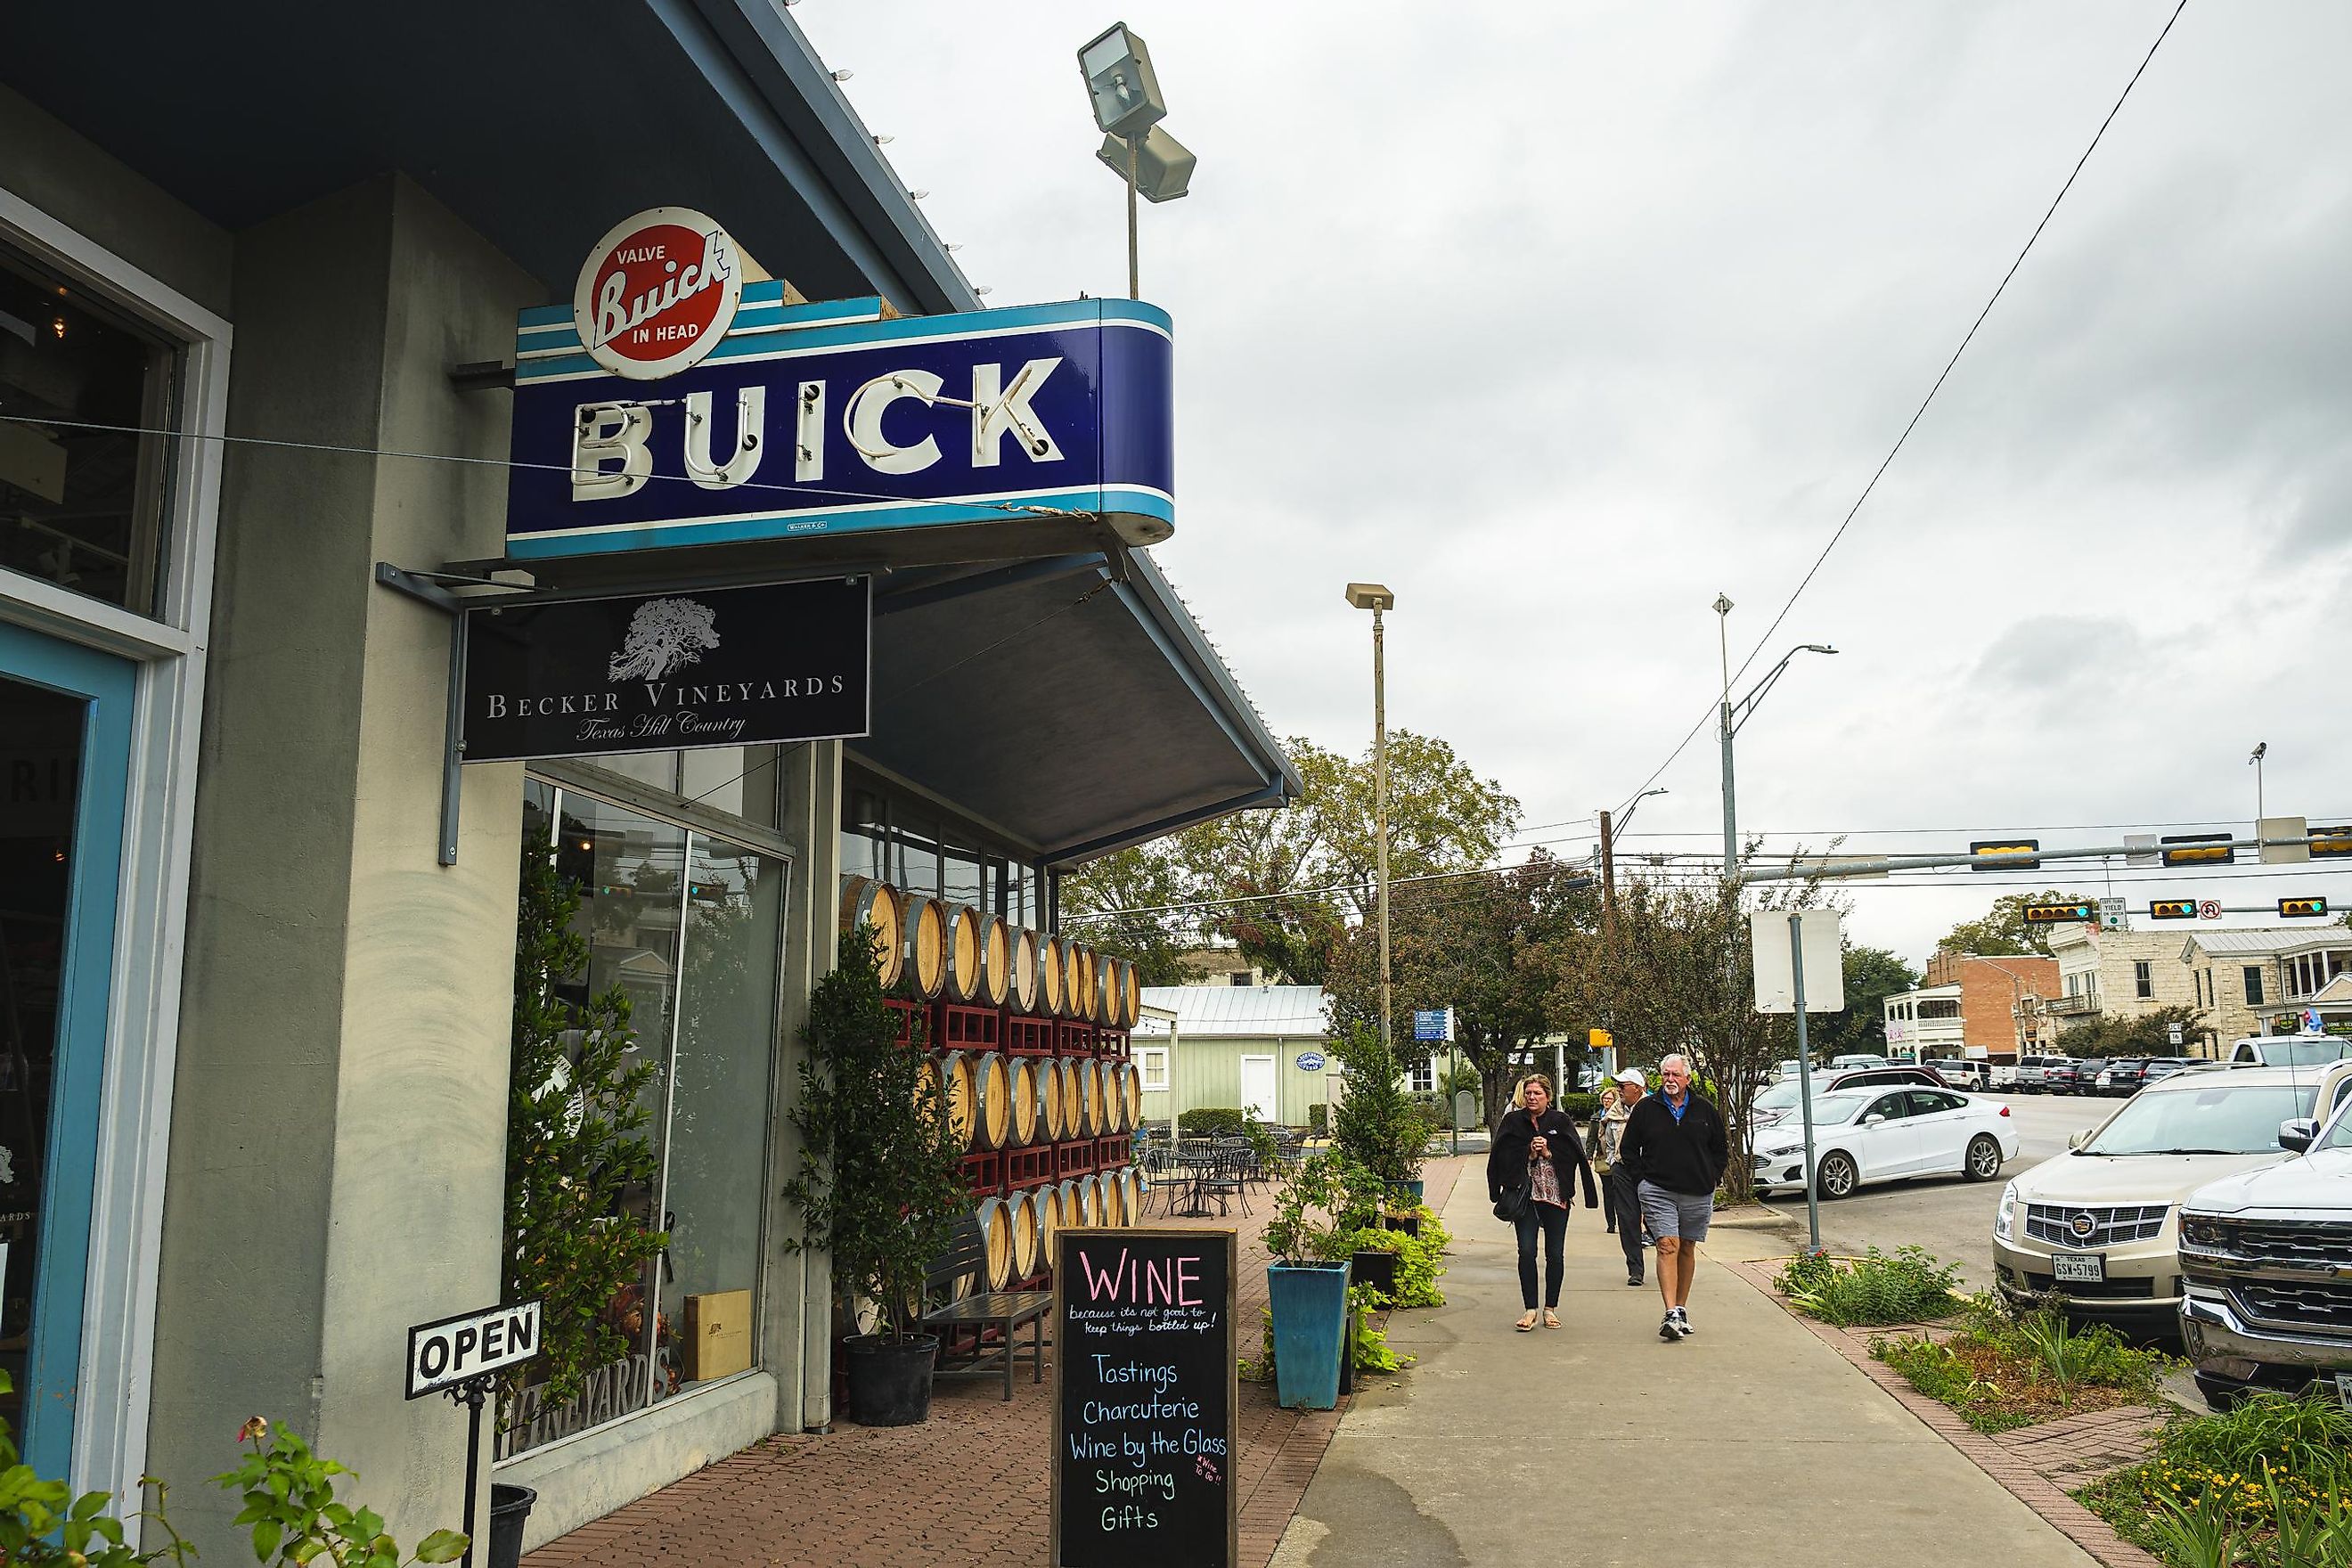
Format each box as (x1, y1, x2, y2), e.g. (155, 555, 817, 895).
(500, 783, 784, 1458)
(0, 243, 181, 615)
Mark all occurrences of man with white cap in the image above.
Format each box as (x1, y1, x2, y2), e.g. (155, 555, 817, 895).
(1590, 1068, 1649, 1287)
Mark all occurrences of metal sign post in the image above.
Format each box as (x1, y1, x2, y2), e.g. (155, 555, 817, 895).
(1751, 910, 1845, 1256)
(1789, 914, 1824, 1256)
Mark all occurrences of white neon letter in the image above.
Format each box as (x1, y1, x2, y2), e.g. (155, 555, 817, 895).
(571, 403, 653, 501)
(971, 357, 1065, 467)
(684, 386, 765, 490)
(844, 371, 943, 475)
(796, 380, 826, 482)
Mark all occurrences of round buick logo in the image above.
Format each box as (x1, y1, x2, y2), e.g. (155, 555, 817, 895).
(2070, 1212, 2099, 1240)
(574, 208, 741, 380)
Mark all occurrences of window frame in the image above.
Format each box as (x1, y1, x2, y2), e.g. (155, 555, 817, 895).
(1139, 1045, 1169, 1090)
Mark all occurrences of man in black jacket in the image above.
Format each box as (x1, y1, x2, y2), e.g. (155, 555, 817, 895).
(1614, 1053, 1727, 1343)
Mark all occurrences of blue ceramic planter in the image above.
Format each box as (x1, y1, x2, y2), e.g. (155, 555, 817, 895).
(1268, 1262, 1351, 1410)
(1390, 1180, 1425, 1207)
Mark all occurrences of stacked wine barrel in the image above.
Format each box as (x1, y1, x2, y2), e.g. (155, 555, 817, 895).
(840, 876, 1147, 1294)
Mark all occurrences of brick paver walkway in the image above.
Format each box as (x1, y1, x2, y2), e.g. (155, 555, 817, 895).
(1721, 1254, 2168, 1568)
(526, 1158, 1466, 1568)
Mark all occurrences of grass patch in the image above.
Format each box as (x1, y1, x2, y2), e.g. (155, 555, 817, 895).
(1773, 1245, 1964, 1327)
(1874, 1296, 2167, 1433)
(2075, 1393, 2352, 1567)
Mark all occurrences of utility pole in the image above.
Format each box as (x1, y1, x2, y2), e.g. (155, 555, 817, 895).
(1375, 601, 1392, 1056)
(1598, 808, 1618, 943)
(1715, 594, 1737, 879)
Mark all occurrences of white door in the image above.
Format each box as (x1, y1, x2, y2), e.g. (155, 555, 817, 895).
(1857, 1090, 1925, 1178)
(1907, 1089, 1974, 1173)
(1239, 1056, 1278, 1123)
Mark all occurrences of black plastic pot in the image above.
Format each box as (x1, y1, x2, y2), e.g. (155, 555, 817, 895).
(485, 1484, 535, 1568)
(845, 1333, 939, 1426)
(1338, 1302, 1358, 1396)
(1381, 1212, 1422, 1237)
(1351, 1248, 1400, 1299)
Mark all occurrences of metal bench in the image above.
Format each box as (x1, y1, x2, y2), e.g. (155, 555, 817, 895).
(917, 1212, 1052, 1401)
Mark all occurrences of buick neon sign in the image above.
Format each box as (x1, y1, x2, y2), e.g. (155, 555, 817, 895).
(506, 216, 1173, 559)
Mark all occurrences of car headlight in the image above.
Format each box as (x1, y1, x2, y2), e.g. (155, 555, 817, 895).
(1994, 1181, 2017, 1242)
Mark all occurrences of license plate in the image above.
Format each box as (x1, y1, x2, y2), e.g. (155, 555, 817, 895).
(2052, 1253, 2106, 1284)
(2336, 1372, 2352, 1411)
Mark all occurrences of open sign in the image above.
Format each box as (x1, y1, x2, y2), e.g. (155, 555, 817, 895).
(405, 1301, 542, 1400)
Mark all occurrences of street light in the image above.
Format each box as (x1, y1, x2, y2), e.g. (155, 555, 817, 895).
(1079, 22, 1192, 298)
(1346, 583, 1397, 1058)
(2250, 741, 2268, 823)
(1715, 596, 1837, 885)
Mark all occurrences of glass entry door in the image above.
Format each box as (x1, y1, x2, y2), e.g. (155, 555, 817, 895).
(0, 621, 135, 1479)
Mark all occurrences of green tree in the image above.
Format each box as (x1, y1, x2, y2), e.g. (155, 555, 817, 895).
(1061, 730, 1521, 986)
(2055, 1003, 2205, 1058)
(1805, 944, 1923, 1062)
(1937, 891, 2102, 958)
(1056, 845, 1192, 985)
(503, 807, 667, 1420)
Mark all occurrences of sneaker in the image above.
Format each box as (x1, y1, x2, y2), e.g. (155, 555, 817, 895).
(1668, 1307, 1693, 1339)
(1659, 1312, 1679, 1343)
(1628, 1272, 1644, 1287)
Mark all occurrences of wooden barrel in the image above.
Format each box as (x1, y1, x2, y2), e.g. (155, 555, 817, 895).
(1119, 958, 1140, 1029)
(1008, 1188, 1042, 1280)
(1037, 934, 1066, 1017)
(1123, 1167, 1143, 1222)
(969, 1050, 1012, 1151)
(943, 904, 984, 1003)
(1058, 1176, 1088, 1229)
(1070, 947, 1095, 1023)
(1095, 956, 1117, 1025)
(1036, 1053, 1066, 1141)
(1036, 1181, 1064, 1266)
(933, 1050, 976, 1148)
(1007, 1057, 1039, 1145)
(900, 894, 946, 999)
(976, 1194, 1014, 1290)
(1098, 1170, 1125, 1228)
(838, 876, 904, 989)
(1067, 1059, 1095, 1137)
(1007, 927, 1039, 1013)
(978, 912, 1012, 1007)
(1121, 1059, 1143, 1131)
(1086, 1057, 1110, 1135)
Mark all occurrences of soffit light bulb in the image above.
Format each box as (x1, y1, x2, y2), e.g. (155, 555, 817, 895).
(830, 69, 853, 82)
(1078, 22, 1167, 139)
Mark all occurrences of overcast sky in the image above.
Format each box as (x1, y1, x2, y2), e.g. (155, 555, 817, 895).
(799, 1, 2352, 968)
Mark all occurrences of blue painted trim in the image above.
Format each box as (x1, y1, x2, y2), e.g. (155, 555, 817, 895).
(505, 489, 1171, 559)
(514, 298, 1164, 384)
(0, 622, 135, 1482)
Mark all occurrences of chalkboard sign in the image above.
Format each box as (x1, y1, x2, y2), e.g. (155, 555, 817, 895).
(1052, 1228, 1237, 1568)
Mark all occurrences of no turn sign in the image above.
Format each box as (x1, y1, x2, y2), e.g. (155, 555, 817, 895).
(2198, 900, 2222, 920)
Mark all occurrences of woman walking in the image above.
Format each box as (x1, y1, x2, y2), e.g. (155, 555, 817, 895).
(1487, 1074, 1599, 1331)
(1588, 1084, 1629, 1234)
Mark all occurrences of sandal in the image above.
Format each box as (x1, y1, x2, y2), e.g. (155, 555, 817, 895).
(1515, 1312, 1539, 1332)
(1543, 1311, 1562, 1330)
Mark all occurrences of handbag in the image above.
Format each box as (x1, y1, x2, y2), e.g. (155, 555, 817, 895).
(1492, 1182, 1532, 1223)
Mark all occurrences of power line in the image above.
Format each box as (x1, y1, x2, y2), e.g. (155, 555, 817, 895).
(1610, 0, 2193, 822)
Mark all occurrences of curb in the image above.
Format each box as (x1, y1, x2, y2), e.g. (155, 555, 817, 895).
(1718, 1255, 2165, 1568)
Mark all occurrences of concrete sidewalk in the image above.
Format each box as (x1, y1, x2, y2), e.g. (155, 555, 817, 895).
(1273, 1160, 2100, 1568)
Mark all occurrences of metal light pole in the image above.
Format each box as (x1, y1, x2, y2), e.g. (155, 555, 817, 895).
(1717, 631, 1840, 886)
(1715, 594, 1737, 879)
(1347, 584, 1398, 1054)
(1125, 135, 1139, 298)
(2250, 741, 2267, 824)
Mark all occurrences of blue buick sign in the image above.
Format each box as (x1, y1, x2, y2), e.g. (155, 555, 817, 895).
(1294, 1051, 1326, 1073)
(503, 287, 1173, 559)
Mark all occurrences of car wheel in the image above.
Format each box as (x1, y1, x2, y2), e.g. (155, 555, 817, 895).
(1817, 1151, 1858, 1200)
(1964, 1134, 2003, 1181)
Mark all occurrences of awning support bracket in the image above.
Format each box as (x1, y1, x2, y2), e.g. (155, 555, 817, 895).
(372, 561, 494, 866)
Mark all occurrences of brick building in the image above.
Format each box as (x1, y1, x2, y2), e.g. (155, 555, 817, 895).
(1921, 951, 2061, 1058)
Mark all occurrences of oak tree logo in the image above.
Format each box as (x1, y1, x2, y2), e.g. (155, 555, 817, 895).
(608, 597, 721, 682)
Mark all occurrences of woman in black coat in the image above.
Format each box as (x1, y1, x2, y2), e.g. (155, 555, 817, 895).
(1486, 1073, 1600, 1330)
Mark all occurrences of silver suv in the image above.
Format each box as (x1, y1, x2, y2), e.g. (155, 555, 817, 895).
(2178, 1093, 2352, 1409)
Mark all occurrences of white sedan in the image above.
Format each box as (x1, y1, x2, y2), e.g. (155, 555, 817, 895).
(1752, 1085, 2020, 1200)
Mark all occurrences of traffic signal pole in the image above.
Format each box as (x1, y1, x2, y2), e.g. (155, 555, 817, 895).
(1738, 832, 2344, 884)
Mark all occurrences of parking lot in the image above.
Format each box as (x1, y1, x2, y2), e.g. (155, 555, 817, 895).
(1752, 1093, 2109, 1291)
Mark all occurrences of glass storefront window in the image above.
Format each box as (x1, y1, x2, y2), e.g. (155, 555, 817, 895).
(501, 781, 786, 1458)
(0, 243, 181, 616)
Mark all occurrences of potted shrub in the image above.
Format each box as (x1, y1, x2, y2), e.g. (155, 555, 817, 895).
(781, 927, 969, 1426)
(1262, 1152, 1363, 1411)
(1331, 1025, 1426, 1206)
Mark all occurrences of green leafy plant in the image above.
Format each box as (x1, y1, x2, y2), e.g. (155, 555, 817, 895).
(1875, 1296, 2166, 1434)
(780, 927, 969, 1336)
(1331, 1025, 1427, 1185)
(1237, 1307, 1275, 1384)
(1177, 1107, 1254, 1139)
(216, 1418, 468, 1567)
(2157, 1390, 2352, 1484)
(1388, 1207, 1450, 1308)
(2078, 1401, 2352, 1568)
(1774, 1245, 1964, 1327)
(0, 1372, 173, 1565)
(503, 821, 667, 1418)
(2141, 1485, 2239, 1568)
(1306, 1102, 1329, 1139)
(1265, 1151, 1383, 1265)
(1347, 1284, 1412, 1374)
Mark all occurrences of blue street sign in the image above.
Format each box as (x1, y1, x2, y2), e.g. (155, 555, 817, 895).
(504, 290, 1173, 559)
(1413, 1009, 1451, 1043)
(1294, 1051, 1326, 1073)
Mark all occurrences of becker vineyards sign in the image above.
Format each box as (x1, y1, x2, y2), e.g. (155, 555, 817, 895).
(573, 208, 742, 380)
(461, 576, 870, 764)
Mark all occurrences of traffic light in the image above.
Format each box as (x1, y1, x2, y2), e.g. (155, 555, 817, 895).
(2160, 833, 2235, 867)
(2023, 901, 2097, 924)
(1971, 838, 2040, 870)
(2279, 897, 2330, 919)
(2312, 827, 2352, 859)
(2148, 899, 2199, 920)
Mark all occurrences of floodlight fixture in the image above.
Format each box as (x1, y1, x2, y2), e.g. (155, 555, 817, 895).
(1344, 583, 1395, 612)
(1095, 127, 1196, 203)
(1078, 23, 1167, 139)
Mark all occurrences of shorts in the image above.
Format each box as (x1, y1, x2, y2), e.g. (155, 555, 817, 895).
(1637, 1180, 1712, 1244)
